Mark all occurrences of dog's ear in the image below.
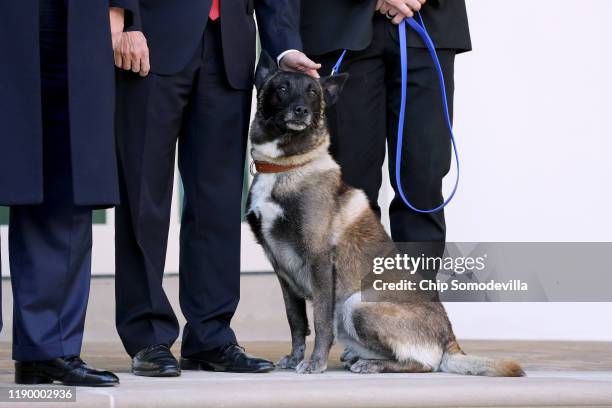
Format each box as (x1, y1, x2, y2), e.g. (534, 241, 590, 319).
(320, 73, 349, 106)
(255, 51, 279, 91)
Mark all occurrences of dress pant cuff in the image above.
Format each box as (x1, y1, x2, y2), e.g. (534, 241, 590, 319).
(12, 338, 82, 362)
(181, 331, 238, 358)
(122, 336, 179, 358)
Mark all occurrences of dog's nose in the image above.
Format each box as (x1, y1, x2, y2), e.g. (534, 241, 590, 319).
(294, 105, 309, 117)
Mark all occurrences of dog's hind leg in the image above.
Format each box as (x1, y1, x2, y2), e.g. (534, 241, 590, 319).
(348, 301, 444, 371)
(349, 359, 433, 374)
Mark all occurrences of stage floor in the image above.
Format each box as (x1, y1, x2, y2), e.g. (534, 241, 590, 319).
(1, 341, 612, 407)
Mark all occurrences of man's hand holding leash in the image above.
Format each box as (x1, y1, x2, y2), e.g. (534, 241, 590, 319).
(377, 0, 427, 24)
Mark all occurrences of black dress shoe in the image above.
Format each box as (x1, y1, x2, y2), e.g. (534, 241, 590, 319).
(15, 357, 119, 387)
(132, 344, 180, 377)
(181, 344, 275, 373)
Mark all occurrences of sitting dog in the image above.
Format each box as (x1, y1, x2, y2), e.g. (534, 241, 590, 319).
(246, 52, 524, 377)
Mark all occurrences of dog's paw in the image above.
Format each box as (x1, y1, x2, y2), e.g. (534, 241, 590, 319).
(340, 347, 358, 364)
(295, 359, 327, 374)
(277, 354, 303, 369)
(350, 359, 384, 374)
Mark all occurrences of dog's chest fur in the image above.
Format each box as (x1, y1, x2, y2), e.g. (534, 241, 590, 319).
(247, 172, 314, 298)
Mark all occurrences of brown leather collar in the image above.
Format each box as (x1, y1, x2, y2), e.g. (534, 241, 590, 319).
(251, 160, 311, 174)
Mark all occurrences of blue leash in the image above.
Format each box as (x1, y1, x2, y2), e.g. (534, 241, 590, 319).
(331, 13, 460, 214)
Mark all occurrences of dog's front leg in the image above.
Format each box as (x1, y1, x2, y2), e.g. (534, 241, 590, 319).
(296, 257, 334, 374)
(277, 277, 310, 369)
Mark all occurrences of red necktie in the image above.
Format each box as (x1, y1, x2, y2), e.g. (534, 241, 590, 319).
(209, 0, 220, 21)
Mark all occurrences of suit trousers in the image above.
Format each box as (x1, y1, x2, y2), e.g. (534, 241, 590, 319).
(115, 21, 251, 357)
(2, 0, 93, 361)
(314, 15, 456, 243)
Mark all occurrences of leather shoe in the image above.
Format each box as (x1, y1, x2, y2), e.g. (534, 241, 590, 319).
(181, 344, 274, 373)
(15, 356, 119, 387)
(132, 344, 180, 377)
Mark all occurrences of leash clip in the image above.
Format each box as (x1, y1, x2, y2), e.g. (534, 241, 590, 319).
(330, 50, 347, 76)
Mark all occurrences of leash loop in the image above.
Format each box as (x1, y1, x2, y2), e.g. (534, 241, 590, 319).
(331, 13, 460, 214)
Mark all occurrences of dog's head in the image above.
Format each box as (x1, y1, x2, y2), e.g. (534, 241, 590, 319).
(254, 52, 348, 135)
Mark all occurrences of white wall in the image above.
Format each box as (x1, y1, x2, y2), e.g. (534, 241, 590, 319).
(447, 0, 612, 243)
(2, 0, 612, 340)
(441, 0, 612, 341)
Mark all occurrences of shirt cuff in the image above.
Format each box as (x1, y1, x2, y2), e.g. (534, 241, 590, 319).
(277, 49, 300, 66)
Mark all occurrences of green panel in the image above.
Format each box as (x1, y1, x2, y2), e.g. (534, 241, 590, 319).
(0, 207, 8, 225)
(178, 174, 184, 221)
(93, 209, 107, 224)
(1, 207, 106, 225)
(242, 159, 249, 221)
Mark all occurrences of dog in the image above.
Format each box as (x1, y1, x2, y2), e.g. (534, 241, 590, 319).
(246, 52, 524, 377)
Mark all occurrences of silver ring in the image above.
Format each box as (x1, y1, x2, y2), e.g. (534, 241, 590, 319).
(386, 11, 394, 19)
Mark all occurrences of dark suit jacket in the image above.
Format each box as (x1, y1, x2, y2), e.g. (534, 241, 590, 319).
(0, 0, 135, 206)
(121, 0, 302, 89)
(300, 0, 471, 56)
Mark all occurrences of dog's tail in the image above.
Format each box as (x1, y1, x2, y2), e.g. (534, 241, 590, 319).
(439, 340, 525, 377)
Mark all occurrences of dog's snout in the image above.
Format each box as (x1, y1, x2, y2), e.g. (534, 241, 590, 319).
(294, 105, 309, 117)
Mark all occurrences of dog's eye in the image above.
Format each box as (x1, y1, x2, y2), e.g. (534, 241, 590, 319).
(308, 89, 317, 97)
(278, 86, 288, 93)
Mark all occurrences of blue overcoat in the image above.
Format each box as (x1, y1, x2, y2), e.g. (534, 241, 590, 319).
(0, 0, 136, 206)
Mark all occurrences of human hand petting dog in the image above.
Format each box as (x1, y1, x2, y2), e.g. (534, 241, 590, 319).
(110, 7, 150, 77)
(376, 0, 427, 25)
(279, 50, 322, 79)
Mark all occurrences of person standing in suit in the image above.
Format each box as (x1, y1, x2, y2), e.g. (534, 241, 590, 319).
(0, 0, 136, 386)
(112, 0, 318, 376)
(299, 0, 471, 244)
